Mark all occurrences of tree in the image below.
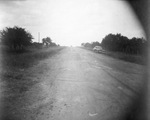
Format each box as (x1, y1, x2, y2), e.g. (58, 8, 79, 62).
(42, 37, 58, 47)
(101, 33, 147, 55)
(0, 26, 33, 51)
(42, 37, 52, 47)
(81, 41, 101, 48)
(91, 41, 101, 48)
(81, 42, 92, 48)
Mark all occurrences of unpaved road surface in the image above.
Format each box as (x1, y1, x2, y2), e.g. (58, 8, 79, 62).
(2, 47, 146, 120)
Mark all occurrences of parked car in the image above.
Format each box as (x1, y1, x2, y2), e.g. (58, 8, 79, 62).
(93, 46, 103, 52)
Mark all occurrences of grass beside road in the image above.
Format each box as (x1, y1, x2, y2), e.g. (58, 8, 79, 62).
(103, 51, 147, 65)
(1, 46, 65, 120)
(80, 47, 147, 65)
(2, 46, 65, 69)
(1, 46, 65, 93)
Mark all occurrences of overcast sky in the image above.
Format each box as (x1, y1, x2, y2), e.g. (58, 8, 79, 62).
(0, 0, 145, 46)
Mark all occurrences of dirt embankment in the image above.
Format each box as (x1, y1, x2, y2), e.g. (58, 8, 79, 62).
(1, 47, 65, 120)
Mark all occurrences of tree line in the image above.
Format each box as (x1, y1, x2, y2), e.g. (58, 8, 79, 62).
(81, 41, 101, 49)
(101, 33, 147, 55)
(81, 33, 147, 55)
(0, 26, 59, 52)
(1, 26, 147, 55)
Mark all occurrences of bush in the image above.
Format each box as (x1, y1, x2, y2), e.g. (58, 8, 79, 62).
(0, 26, 33, 51)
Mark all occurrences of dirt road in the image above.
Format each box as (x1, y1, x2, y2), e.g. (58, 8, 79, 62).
(3, 47, 146, 120)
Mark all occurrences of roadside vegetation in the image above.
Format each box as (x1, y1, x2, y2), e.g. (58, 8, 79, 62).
(0, 26, 64, 82)
(0, 26, 65, 120)
(2, 46, 64, 69)
(1, 44, 65, 90)
(0, 45, 64, 120)
(1, 45, 64, 95)
(81, 33, 147, 65)
(0, 26, 33, 52)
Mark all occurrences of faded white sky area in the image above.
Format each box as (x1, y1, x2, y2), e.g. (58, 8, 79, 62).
(0, 0, 145, 46)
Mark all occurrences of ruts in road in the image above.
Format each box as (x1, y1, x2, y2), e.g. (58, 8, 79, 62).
(2, 47, 146, 120)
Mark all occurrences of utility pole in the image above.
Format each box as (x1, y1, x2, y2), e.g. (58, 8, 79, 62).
(38, 32, 40, 43)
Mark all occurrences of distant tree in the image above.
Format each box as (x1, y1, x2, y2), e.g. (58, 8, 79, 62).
(81, 41, 101, 48)
(42, 37, 52, 47)
(32, 42, 43, 48)
(91, 41, 101, 48)
(0, 26, 33, 51)
(45, 37, 52, 44)
(50, 42, 57, 46)
(82, 42, 92, 48)
(42, 37, 58, 47)
(81, 43, 85, 46)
